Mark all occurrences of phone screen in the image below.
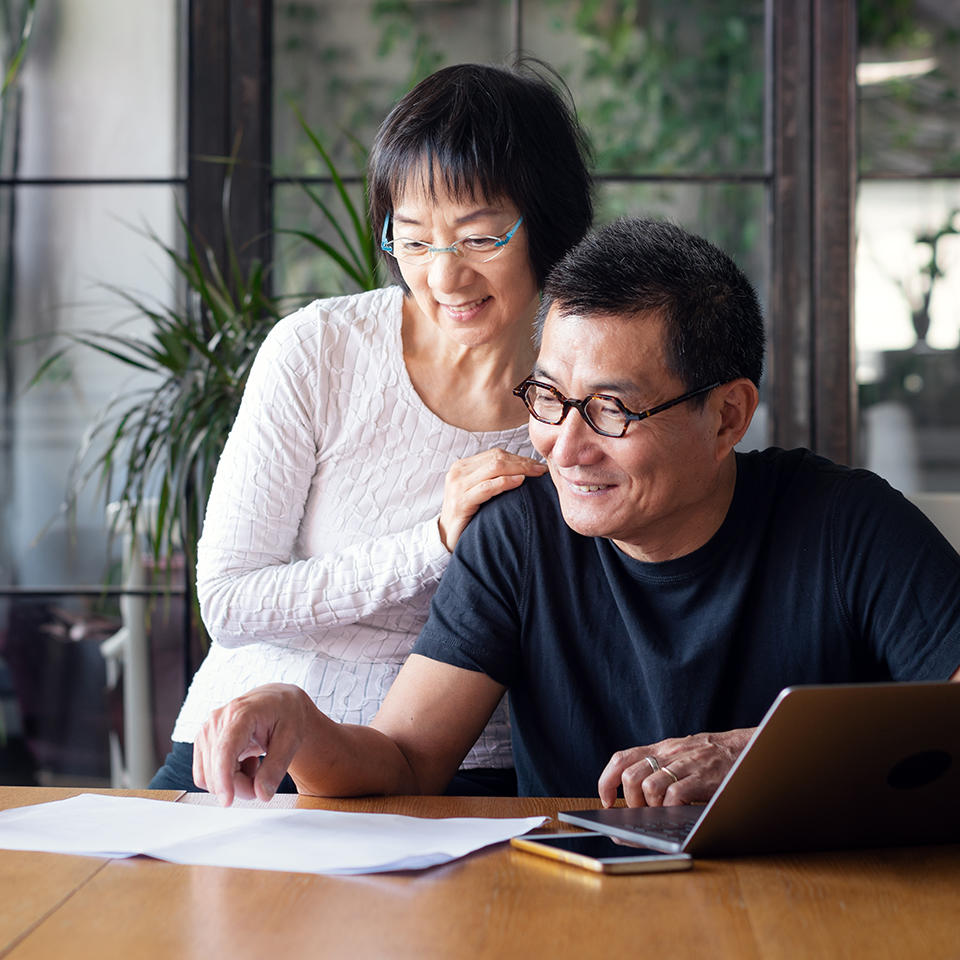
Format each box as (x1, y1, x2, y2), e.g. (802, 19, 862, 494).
(510, 832, 693, 874)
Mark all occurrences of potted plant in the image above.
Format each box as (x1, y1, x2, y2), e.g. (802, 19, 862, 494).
(29, 119, 382, 649)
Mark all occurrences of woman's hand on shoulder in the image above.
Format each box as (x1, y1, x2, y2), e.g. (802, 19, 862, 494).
(438, 448, 547, 552)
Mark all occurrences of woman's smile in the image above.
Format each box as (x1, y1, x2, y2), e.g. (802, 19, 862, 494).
(394, 180, 539, 351)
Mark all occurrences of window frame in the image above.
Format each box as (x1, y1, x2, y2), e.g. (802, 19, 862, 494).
(187, 0, 857, 464)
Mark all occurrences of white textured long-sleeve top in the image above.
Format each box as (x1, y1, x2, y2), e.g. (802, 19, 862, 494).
(172, 286, 532, 769)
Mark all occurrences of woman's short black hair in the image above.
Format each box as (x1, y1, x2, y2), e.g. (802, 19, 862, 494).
(368, 59, 594, 292)
(537, 217, 765, 392)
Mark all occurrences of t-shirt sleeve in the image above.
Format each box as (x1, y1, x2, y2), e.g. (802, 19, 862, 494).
(832, 474, 960, 681)
(412, 484, 530, 687)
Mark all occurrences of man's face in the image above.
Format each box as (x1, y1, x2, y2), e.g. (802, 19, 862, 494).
(527, 306, 731, 562)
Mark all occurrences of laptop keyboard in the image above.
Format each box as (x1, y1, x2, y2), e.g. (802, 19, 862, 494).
(639, 808, 701, 843)
(559, 804, 704, 846)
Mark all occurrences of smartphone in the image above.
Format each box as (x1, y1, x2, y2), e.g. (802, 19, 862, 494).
(510, 831, 693, 875)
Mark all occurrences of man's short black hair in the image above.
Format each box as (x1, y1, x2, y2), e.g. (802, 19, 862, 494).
(536, 217, 765, 391)
(368, 59, 594, 291)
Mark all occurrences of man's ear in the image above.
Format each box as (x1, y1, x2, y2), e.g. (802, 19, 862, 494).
(714, 379, 760, 456)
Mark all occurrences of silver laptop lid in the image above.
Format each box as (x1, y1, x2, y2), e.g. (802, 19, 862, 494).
(560, 682, 960, 856)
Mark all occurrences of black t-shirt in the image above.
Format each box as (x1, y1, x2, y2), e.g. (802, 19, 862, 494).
(413, 448, 960, 796)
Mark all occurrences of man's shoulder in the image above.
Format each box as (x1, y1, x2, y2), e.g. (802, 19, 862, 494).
(456, 473, 573, 561)
(737, 446, 914, 548)
(473, 472, 562, 527)
(740, 446, 893, 501)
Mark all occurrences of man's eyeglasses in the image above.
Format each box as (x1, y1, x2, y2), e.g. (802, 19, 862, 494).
(512, 379, 724, 438)
(381, 213, 524, 265)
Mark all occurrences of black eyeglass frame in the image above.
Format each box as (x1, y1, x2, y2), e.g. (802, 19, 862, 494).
(512, 378, 725, 438)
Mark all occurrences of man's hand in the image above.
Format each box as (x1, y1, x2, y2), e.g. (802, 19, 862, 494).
(193, 683, 317, 806)
(438, 448, 546, 552)
(598, 728, 756, 808)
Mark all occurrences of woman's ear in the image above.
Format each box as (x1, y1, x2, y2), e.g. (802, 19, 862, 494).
(714, 379, 760, 456)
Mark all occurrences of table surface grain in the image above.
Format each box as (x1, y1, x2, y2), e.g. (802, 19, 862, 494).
(1, 787, 958, 960)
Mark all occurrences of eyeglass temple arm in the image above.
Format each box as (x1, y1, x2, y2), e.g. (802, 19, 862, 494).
(631, 381, 725, 421)
(496, 216, 523, 248)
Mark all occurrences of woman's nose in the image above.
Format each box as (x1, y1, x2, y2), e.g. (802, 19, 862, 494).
(427, 250, 475, 291)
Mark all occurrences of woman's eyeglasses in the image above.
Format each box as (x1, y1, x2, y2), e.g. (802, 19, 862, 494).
(381, 214, 523, 265)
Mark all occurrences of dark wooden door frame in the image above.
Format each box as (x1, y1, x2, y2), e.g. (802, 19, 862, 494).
(188, 0, 273, 279)
(771, 0, 856, 464)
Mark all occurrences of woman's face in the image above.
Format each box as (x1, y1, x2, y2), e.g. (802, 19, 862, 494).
(392, 177, 540, 350)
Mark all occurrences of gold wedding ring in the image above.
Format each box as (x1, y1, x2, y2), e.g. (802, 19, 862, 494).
(663, 766, 679, 784)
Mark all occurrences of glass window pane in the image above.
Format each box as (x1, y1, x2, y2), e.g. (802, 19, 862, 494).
(525, 0, 767, 175)
(596, 181, 770, 450)
(274, 1, 767, 178)
(597, 181, 768, 287)
(858, 1, 960, 175)
(273, 181, 385, 301)
(855, 181, 960, 491)
(1, 185, 183, 589)
(273, 0, 514, 178)
(0, 593, 114, 784)
(0, 588, 187, 785)
(12, 0, 183, 180)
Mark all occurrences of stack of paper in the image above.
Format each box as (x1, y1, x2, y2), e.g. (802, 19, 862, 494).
(0, 793, 545, 875)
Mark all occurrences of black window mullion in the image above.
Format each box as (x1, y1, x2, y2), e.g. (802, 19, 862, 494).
(771, 0, 814, 451)
(188, 0, 231, 273)
(811, 0, 856, 466)
(770, 0, 855, 463)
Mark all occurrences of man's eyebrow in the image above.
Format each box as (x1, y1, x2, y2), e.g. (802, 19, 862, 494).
(531, 365, 643, 397)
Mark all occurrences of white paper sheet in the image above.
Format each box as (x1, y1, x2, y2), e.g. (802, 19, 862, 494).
(0, 794, 546, 875)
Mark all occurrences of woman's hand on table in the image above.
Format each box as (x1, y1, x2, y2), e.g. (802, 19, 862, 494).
(439, 448, 546, 551)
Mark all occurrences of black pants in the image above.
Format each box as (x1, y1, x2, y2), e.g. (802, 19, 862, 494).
(150, 741, 518, 797)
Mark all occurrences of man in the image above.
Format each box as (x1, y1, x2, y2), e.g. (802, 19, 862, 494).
(195, 218, 960, 807)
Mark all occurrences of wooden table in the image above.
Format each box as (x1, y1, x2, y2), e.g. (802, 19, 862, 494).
(1, 787, 958, 959)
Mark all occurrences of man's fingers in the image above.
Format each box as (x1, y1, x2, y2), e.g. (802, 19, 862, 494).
(193, 723, 242, 806)
(598, 747, 651, 806)
(252, 728, 301, 802)
(192, 684, 313, 806)
(210, 714, 258, 804)
(197, 704, 268, 806)
(619, 756, 693, 807)
(599, 743, 701, 807)
(601, 733, 752, 809)
(192, 729, 210, 793)
(230, 766, 259, 803)
(620, 758, 656, 807)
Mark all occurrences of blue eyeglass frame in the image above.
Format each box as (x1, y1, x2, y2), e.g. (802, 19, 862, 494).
(380, 213, 524, 261)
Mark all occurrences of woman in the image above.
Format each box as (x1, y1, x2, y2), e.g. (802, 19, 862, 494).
(151, 59, 593, 795)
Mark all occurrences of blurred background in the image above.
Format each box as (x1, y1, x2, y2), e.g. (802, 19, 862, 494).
(0, 0, 957, 787)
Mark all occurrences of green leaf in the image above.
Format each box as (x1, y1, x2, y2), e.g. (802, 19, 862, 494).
(1, 0, 35, 94)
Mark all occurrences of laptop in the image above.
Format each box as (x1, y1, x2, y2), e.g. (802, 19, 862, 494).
(559, 682, 960, 856)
